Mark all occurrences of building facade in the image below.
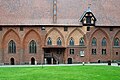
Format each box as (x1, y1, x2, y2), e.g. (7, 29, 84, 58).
(0, 26, 119, 65)
(0, 0, 120, 65)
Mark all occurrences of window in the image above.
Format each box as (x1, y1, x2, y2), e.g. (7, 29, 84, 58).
(64, 27, 68, 31)
(102, 38, 107, 46)
(41, 27, 45, 30)
(8, 40, 16, 53)
(102, 49, 106, 55)
(47, 37, 52, 45)
(114, 38, 119, 46)
(116, 52, 118, 55)
(29, 40, 37, 53)
(69, 38, 74, 46)
(80, 51, 84, 57)
(86, 16, 91, 24)
(92, 49, 96, 55)
(87, 26, 90, 31)
(92, 38, 97, 46)
(0, 27, 2, 31)
(80, 37, 84, 46)
(57, 37, 62, 46)
(70, 49, 74, 54)
(20, 27, 23, 31)
(110, 28, 113, 31)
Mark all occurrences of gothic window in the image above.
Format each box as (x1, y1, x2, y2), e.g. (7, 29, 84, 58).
(57, 37, 62, 46)
(114, 38, 119, 46)
(102, 38, 107, 46)
(47, 37, 52, 45)
(29, 40, 37, 53)
(69, 38, 74, 46)
(80, 37, 84, 46)
(92, 38, 97, 46)
(8, 40, 16, 53)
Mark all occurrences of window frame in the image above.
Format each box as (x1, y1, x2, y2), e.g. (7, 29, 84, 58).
(92, 38, 97, 46)
(57, 37, 62, 46)
(102, 49, 106, 55)
(70, 49, 74, 54)
(29, 40, 37, 54)
(47, 37, 52, 45)
(69, 38, 74, 46)
(8, 40, 16, 54)
(114, 38, 119, 46)
(92, 49, 96, 55)
(80, 37, 84, 46)
(102, 38, 107, 46)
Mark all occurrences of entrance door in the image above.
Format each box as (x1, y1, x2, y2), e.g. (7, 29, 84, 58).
(31, 57, 35, 65)
(68, 58, 72, 64)
(47, 58, 51, 64)
(10, 58, 15, 65)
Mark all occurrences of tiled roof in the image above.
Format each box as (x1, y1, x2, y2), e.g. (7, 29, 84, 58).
(0, 0, 120, 26)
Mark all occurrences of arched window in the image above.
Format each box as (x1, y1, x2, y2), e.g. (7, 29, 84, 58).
(29, 40, 37, 53)
(92, 38, 97, 46)
(69, 38, 74, 46)
(114, 38, 119, 46)
(80, 37, 84, 46)
(57, 37, 62, 46)
(102, 38, 107, 46)
(47, 37, 52, 45)
(8, 40, 16, 53)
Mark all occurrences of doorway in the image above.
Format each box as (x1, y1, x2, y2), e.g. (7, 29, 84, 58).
(10, 58, 15, 65)
(31, 57, 35, 65)
(47, 58, 51, 64)
(67, 58, 72, 64)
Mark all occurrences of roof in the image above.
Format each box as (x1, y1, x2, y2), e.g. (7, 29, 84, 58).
(0, 0, 120, 26)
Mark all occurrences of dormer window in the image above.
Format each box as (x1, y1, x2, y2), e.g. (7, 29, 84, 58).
(80, 7, 96, 26)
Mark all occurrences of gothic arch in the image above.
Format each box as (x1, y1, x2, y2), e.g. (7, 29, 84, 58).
(89, 28, 110, 45)
(67, 28, 86, 45)
(23, 29, 41, 48)
(2, 29, 20, 48)
(45, 27, 65, 46)
(113, 30, 120, 46)
(114, 30, 120, 38)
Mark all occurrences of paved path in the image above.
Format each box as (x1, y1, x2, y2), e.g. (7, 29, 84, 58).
(0, 63, 119, 67)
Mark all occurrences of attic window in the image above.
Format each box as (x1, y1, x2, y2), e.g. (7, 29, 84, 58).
(86, 16, 91, 24)
(80, 7, 96, 26)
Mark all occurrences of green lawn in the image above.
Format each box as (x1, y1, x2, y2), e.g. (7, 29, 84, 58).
(0, 66, 119, 80)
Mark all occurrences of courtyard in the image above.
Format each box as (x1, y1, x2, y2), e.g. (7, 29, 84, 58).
(0, 64, 119, 80)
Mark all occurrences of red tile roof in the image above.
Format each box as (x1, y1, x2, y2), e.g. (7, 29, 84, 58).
(0, 0, 120, 26)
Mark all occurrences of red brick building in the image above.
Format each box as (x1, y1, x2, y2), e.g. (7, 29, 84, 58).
(0, 0, 120, 65)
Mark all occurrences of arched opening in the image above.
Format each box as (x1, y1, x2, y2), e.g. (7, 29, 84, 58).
(98, 60, 100, 63)
(69, 38, 74, 46)
(10, 58, 15, 65)
(67, 58, 72, 64)
(31, 57, 35, 65)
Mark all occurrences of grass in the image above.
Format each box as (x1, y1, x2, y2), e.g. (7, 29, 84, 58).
(0, 65, 119, 80)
